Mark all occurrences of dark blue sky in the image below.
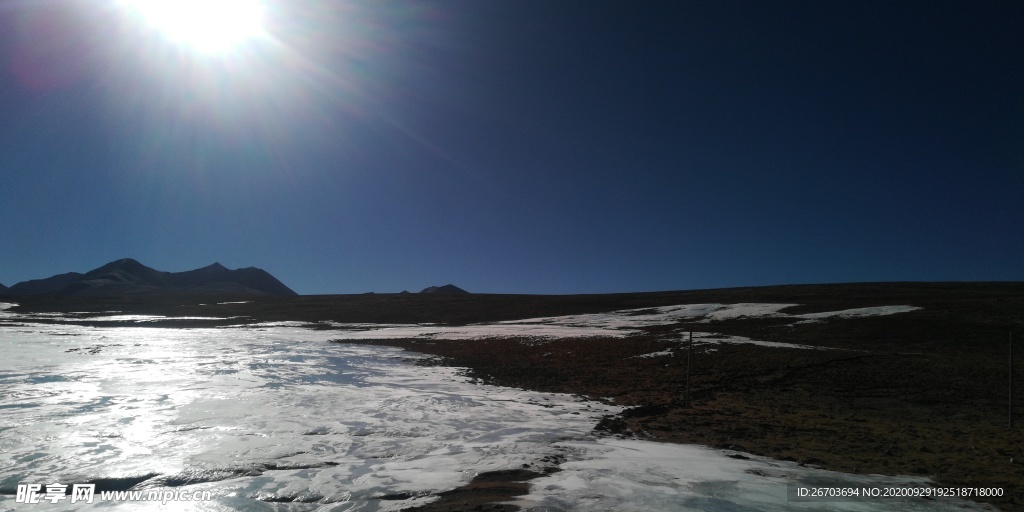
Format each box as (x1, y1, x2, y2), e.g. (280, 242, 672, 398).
(2, 0, 1022, 295)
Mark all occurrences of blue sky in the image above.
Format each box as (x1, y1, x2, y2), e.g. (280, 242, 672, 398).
(1, 0, 1022, 295)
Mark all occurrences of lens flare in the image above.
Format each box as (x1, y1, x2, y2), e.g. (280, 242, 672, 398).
(120, 0, 265, 54)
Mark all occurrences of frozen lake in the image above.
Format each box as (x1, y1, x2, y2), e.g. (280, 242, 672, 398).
(0, 304, 994, 511)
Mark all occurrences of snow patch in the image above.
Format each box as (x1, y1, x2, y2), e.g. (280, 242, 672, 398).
(633, 349, 674, 358)
(318, 302, 921, 349)
(794, 305, 922, 323)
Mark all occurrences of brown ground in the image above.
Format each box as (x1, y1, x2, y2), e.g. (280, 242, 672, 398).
(7, 282, 1024, 510)
(360, 331, 1023, 511)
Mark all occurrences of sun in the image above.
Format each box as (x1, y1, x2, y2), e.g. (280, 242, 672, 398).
(120, 0, 266, 54)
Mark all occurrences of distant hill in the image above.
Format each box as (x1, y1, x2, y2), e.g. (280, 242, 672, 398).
(420, 284, 469, 294)
(6, 258, 297, 297)
(0, 282, 7, 294)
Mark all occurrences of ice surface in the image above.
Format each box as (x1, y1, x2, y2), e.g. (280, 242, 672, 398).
(0, 304, 241, 325)
(0, 315, 613, 511)
(74, 315, 239, 322)
(0, 302, 971, 512)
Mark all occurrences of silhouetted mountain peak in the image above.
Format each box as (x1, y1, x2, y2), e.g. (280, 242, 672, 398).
(87, 258, 151, 275)
(420, 284, 469, 294)
(186, 262, 229, 276)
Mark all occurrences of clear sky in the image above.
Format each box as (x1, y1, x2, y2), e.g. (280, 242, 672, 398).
(1, 0, 1022, 295)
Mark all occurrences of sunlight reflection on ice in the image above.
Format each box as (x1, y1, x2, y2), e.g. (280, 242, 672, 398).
(0, 319, 612, 511)
(0, 303, 985, 512)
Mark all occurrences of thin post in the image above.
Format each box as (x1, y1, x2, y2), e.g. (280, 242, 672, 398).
(1011, 331, 1014, 429)
(685, 329, 693, 408)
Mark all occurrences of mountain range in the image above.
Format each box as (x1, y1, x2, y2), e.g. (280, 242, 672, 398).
(1, 259, 297, 296)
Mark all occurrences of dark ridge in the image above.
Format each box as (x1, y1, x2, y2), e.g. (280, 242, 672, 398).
(86, 474, 160, 492)
(169, 264, 296, 296)
(400, 468, 550, 511)
(6, 259, 297, 297)
(256, 493, 325, 503)
(140, 468, 264, 488)
(7, 272, 83, 295)
(420, 284, 469, 294)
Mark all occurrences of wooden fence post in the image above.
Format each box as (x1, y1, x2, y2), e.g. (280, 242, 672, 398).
(685, 329, 693, 408)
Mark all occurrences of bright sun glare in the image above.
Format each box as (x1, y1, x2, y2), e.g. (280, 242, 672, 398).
(122, 0, 265, 54)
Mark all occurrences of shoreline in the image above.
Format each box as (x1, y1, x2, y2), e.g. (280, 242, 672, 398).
(353, 335, 1021, 511)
